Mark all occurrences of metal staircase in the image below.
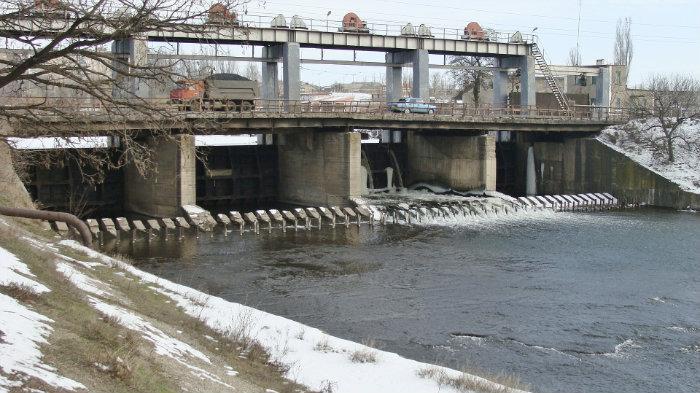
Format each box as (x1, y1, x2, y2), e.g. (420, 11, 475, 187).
(531, 43, 569, 111)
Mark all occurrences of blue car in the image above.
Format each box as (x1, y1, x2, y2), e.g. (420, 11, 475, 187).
(389, 97, 437, 114)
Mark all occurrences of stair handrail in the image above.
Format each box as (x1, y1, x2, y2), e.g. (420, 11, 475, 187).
(531, 42, 570, 111)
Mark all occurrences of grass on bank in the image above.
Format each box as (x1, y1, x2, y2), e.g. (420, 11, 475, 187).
(0, 219, 310, 393)
(417, 365, 530, 393)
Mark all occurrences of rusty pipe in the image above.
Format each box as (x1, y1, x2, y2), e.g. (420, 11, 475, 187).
(0, 206, 92, 247)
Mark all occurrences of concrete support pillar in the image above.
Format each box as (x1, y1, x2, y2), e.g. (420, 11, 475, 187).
(492, 65, 509, 108)
(385, 52, 403, 102)
(493, 55, 536, 108)
(412, 49, 430, 100)
(386, 50, 427, 101)
(406, 132, 496, 191)
(277, 131, 362, 206)
(124, 135, 196, 217)
(480, 134, 497, 191)
(596, 67, 611, 107)
(261, 46, 280, 102)
(282, 42, 301, 102)
(111, 36, 149, 99)
(519, 55, 536, 108)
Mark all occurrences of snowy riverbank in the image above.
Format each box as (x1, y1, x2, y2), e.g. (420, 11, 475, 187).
(0, 217, 529, 393)
(598, 119, 700, 194)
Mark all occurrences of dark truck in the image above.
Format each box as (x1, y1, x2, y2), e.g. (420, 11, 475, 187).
(169, 73, 259, 111)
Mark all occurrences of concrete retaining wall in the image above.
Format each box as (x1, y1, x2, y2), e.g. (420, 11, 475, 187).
(524, 138, 700, 209)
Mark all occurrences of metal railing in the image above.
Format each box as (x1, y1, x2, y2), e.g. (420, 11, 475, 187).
(1, 4, 536, 45)
(1, 96, 630, 123)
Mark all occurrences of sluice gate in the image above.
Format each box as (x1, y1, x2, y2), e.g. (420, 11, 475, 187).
(42, 192, 624, 250)
(196, 145, 278, 213)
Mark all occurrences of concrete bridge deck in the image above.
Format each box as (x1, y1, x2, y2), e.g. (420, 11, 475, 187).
(2, 99, 627, 136)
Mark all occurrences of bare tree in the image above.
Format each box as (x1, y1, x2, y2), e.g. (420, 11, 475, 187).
(448, 56, 493, 107)
(244, 62, 259, 81)
(401, 72, 412, 97)
(430, 71, 452, 100)
(0, 0, 247, 183)
(630, 74, 700, 163)
(567, 47, 581, 66)
(614, 17, 633, 77)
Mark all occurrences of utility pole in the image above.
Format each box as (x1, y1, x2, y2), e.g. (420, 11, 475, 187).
(576, 0, 582, 62)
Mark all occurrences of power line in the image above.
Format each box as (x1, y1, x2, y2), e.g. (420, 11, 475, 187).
(260, 0, 700, 30)
(248, 2, 700, 43)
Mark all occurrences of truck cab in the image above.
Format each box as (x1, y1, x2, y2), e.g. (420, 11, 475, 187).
(169, 80, 204, 103)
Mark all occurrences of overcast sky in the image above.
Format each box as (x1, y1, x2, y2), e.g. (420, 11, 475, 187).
(230, 0, 700, 87)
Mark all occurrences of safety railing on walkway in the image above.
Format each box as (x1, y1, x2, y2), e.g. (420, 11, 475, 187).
(0, 96, 631, 123)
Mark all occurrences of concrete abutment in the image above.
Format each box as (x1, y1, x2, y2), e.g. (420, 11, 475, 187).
(405, 132, 496, 192)
(124, 135, 196, 217)
(496, 136, 700, 209)
(277, 131, 362, 206)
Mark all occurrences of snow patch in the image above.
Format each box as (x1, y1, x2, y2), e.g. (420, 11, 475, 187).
(87, 296, 210, 363)
(86, 296, 234, 388)
(0, 247, 50, 294)
(56, 262, 114, 298)
(182, 205, 206, 215)
(0, 258, 85, 392)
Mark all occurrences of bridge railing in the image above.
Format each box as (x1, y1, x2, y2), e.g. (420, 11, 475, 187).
(0, 96, 631, 123)
(254, 99, 629, 122)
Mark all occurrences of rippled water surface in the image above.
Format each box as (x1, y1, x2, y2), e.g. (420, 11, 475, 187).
(128, 209, 700, 393)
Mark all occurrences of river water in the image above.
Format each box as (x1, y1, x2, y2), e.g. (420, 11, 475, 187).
(128, 209, 700, 393)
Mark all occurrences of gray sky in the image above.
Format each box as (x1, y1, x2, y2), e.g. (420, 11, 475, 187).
(233, 0, 700, 87)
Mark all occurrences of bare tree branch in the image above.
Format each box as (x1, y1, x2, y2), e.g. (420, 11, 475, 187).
(614, 17, 633, 78)
(629, 74, 700, 162)
(1, 0, 249, 192)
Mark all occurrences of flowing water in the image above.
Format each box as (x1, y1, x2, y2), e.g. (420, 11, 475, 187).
(127, 208, 700, 393)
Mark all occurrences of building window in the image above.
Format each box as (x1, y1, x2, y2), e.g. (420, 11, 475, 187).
(592, 76, 597, 85)
(616, 70, 622, 85)
(616, 98, 622, 108)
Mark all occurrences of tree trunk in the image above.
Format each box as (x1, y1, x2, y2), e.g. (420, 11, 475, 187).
(666, 137, 675, 162)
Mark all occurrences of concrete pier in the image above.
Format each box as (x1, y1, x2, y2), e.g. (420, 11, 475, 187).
(277, 131, 362, 206)
(124, 135, 196, 217)
(406, 133, 496, 191)
(385, 49, 430, 101)
(111, 36, 149, 99)
(261, 45, 280, 101)
(493, 55, 536, 108)
(282, 42, 301, 102)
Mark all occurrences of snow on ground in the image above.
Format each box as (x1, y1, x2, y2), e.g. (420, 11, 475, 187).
(60, 240, 529, 393)
(85, 296, 235, 389)
(599, 118, 700, 193)
(0, 247, 85, 392)
(56, 262, 114, 298)
(6, 136, 113, 150)
(307, 92, 372, 102)
(195, 134, 258, 147)
(0, 247, 50, 294)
